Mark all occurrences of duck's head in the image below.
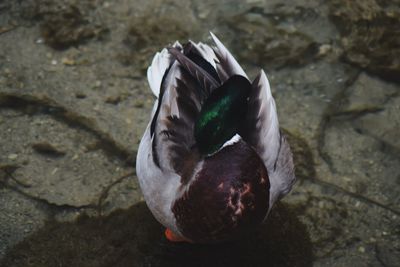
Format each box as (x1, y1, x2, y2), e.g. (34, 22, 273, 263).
(138, 32, 296, 243)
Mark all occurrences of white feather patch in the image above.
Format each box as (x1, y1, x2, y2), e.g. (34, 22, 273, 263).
(147, 41, 182, 97)
(221, 134, 241, 149)
(136, 125, 183, 236)
(206, 134, 242, 157)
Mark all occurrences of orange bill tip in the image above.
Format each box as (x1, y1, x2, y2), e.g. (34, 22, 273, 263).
(165, 228, 192, 243)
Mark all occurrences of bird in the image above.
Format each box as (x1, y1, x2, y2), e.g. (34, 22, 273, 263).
(136, 32, 295, 244)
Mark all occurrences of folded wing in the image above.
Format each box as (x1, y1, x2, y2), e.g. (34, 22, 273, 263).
(150, 43, 221, 182)
(245, 70, 295, 202)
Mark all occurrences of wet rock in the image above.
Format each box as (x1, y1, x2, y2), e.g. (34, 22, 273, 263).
(105, 95, 123, 105)
(286, 179, 399, 265)
(0, 108, 132, 207)
(282, 129, 316, 181)
(317, 44, 332, 57)
(222, 12, 318, 69)
(255, 1, 339, 45)
(21, 0, 108, 49)
(0, 188, 48, 260)
(338, 73, 400, 152)
(375, 242, 400, 267)
(341, 73, 398, 113)
(291, 191, 353, 258)
(99, 173, 142, 215)
(329, 0, 400, 83)
(120, 4, 201, 71)
(31, 142, 66, 157)
(271, 61, 357, 147)
(322, 120, 400, 209)
(320, 74, 400, 206)
(356, 96, 400, 152)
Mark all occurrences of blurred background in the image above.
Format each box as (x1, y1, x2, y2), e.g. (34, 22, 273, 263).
(0, 0, 399, 266)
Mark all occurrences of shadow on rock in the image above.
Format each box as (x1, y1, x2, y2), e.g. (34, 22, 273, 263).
(1, 202, 312, 267)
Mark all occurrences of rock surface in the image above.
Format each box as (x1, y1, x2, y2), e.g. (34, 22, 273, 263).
(329, 0, 400, 82)
(0, 0, 399, 266)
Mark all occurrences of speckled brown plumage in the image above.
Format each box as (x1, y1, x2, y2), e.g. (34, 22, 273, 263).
(172, 140, 270, 243)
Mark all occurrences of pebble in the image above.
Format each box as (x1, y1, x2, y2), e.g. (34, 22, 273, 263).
(318, 44, 332, 56)
(61, 57, 75, 66)
(8, 154, 18, 160)
(37, 72, 45, 79)
(51, 168, 59, 175)
(358, 246, 366, 253)
(105, 95, 122, 104)
(94, 80, 102, 88)
(246, 0, 263, 3)
(75, 92, 87, 99)
(198, 10, 210, 19)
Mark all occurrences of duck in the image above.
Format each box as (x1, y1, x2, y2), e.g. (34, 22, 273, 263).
(136, 32, 296, 244)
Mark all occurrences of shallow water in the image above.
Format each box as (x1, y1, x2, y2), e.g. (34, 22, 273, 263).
(0, 0, 399, 266)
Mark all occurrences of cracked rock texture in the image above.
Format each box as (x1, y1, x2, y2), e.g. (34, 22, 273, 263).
(0, 0, 399, 266)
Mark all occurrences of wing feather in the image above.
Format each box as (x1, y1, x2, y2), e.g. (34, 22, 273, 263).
(268, 135, 296, 205)
(246, 70, 280, 170)
(147, 41, 182, 97)
(151, 61, 202, 181)
(244, 70, 295, 202)
(168, 47, 220, 92)
(189, 41, 218, 69)
(210, 32, 248, 81)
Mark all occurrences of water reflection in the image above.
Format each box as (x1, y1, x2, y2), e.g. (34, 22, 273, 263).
(1, 202, 312, 267)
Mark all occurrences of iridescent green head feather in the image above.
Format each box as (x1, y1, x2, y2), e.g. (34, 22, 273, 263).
(194, 75, 252, 155)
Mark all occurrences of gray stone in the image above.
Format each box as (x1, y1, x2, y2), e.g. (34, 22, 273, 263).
(343, 73, 398, 113)
(356, 96, 400, 152)
(0, 109, 133, 207)
(99, 174, 143, 215)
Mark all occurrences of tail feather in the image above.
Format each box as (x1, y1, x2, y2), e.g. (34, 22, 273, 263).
(147, 41, 182, 97)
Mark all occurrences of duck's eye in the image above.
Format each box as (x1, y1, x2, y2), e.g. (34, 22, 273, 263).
(194, 75, 252, 155)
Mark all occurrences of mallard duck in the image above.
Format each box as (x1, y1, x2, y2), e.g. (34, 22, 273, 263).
(136, 32, 295, 243)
